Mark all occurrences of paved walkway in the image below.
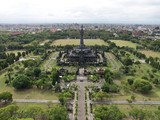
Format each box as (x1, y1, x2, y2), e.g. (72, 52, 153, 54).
(93, 100, 160, 105)
(13, 94, 160, 120)
(14, 99, 160, 105)
(77, 81, 86, 120)
(13, 99, 60, 103)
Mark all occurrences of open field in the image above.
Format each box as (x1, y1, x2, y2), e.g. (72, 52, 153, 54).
(52, 39, 108, 46)
(139, 50, 160, 58)
(110, 40, 140, 49)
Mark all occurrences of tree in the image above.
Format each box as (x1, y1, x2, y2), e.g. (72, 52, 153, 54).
(95, 91, 106, 100)
(131, 95, 136, 101)
(127, 78, 134, 85)
(0, 105, 18, 120)
(17, 52, 21, 57)
(104, 69, 113, 84)
(49, 105, 69, 120)
(22, 52, 26, 57)
(22, 60, 39, 68)
(94, 105, 125, 120)
(13, 74, 31, 89)
(24, 106, 47, 120)
(129, 109, 147, 120)
(123, 58, 133, 66)
(0, 92, 13, 103)
(133, 79, 152, 93)
(0, 44, 6, 52)
(33, 68, 41, 77)
(51, 69, 59, 85)
(59, 96, 67, 106)
(101, 82, 110, 93)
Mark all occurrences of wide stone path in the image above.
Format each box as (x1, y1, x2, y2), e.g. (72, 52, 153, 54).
(77, 81, 86, 120)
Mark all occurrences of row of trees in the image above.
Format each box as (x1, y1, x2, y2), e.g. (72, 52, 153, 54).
(10, 67, 59, 90)
(123, 47, 146, 59)
(0, 43, 51, 71)
(101, 69, 119, 93)
(0, 104, 69, 120)
(127, 78, 153, 94)
(146, 56, 160, 70)
(0, 51, 27, 70)
(107, 41, 155, 94)
(148, 40, 160, 52)
(94, 105, 160, 120)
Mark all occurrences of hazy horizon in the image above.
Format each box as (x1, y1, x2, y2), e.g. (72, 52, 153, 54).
(0, 0, 160, 24)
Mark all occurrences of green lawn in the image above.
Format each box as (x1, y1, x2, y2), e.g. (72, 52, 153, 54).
(14, 102, 57, 110)
(125, 51, 139, 60)
(40, 52, 59, 71)
(0, 77, 58, 100)
(110, 40, 140, 49)
(52, 39, 108, 46)
(105, 52, 123, 70)
(0, 73, 58, 100)
(112, 63, 160, 101)
(0, 57, 58, 100)
(139, 50, 160, 58)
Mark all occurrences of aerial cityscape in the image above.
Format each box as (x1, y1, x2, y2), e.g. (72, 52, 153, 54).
(0, 0, 160, 120)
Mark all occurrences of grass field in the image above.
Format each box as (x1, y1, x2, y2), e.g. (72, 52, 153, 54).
(139, 50, 160, 58)
(40, 52, 59, 71)
(0, 54, 58, 100)
(14, 102, 57, 110)
(113, 63, 160, 101)
(110, 40, 140, 49)
(105, 52, 123, 70)
(39, 39, 50, 46)
(52, 39, 108, 46)
(0, 73, 58, 100)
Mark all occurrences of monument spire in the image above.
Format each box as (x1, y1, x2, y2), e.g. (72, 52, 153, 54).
(80, 25, 84, 46)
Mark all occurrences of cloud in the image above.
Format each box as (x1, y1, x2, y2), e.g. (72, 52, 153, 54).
(0, 0, 160, 24)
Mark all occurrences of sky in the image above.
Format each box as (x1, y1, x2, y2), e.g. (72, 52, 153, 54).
(0, 0, 160, 24)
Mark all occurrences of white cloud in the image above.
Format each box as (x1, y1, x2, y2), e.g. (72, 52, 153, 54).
(0, 0, 160, 24)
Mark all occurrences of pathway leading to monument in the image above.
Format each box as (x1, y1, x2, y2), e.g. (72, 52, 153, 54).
(77, 81, 86, 120)
(77, 68, 86, 120)
(75, 68, 93, 120)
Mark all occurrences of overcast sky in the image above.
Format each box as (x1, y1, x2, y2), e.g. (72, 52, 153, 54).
(0, 0, 160, 24)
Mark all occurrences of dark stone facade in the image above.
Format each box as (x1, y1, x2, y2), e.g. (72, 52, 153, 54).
(57, 26, 106, 66)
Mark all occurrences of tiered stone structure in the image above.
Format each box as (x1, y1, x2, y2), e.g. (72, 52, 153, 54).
(57, 26, 106, 66)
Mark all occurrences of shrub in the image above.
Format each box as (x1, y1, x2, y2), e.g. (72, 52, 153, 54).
(133, 79, 152, 93)
(13, 74, 31, 89)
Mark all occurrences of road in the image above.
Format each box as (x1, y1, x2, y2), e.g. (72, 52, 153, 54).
(93, 100, 160, 105)
(14, 99, 160, 105)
